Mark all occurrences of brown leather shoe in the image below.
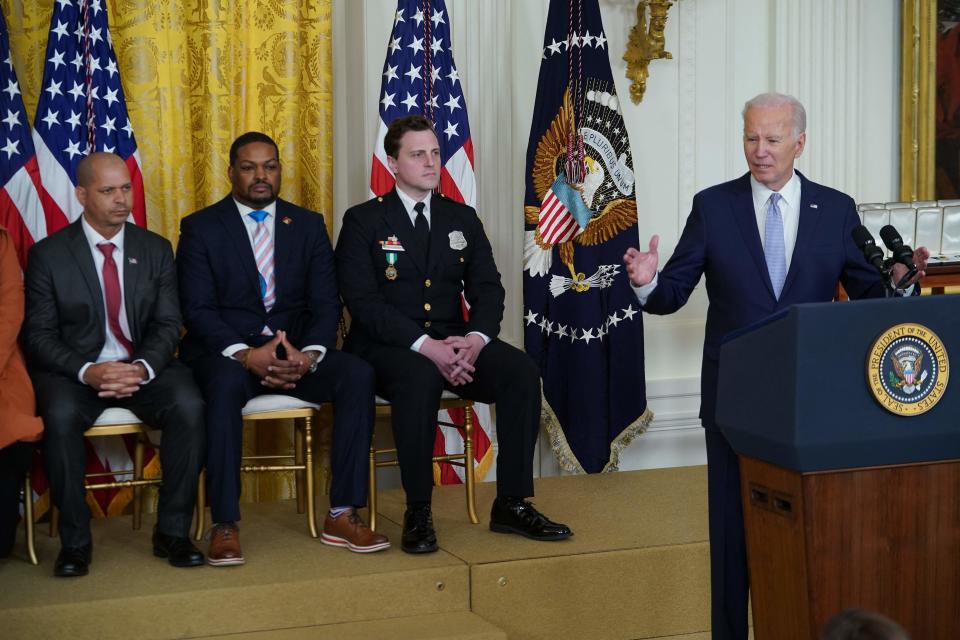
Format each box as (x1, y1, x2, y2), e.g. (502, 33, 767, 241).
(321, 509, 390, 553)
(207, 522, 244, 566)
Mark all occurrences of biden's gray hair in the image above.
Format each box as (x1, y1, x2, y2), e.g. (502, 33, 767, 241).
(742, 92, 806, 136)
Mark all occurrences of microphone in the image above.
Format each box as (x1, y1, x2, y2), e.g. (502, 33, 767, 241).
(851, 225, 885, 273)
(879, 225, 919, 287)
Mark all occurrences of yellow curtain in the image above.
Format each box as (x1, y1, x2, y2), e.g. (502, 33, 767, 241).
(3, 0, 333, 505)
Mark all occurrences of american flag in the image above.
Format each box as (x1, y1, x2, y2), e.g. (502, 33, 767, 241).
(28, 0, 154, 517)
(32, 0, 146, 227)
(370, 0, 494, 484)
(371, 0, 475, 204)
(0, 10, 51, 269)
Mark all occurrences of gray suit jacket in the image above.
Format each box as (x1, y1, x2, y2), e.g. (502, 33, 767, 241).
(23, 219, 182, 379)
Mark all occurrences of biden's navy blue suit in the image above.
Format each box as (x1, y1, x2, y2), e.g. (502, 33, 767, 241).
(642, 171, 887, 639)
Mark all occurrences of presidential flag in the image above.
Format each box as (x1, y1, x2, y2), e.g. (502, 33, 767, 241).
(0, 10, 53, 269)
(29, 0, 155, 518)
(370, 0, 494, 484)
(523, 0, 652, 473)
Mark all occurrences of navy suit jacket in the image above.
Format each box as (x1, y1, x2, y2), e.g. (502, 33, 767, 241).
(176, 196, 340, 362)
(336, 189, 504, 351)
(643, 172, 887, 430)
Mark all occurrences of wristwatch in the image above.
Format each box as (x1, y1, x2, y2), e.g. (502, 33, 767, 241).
(304, 351, 320, 375)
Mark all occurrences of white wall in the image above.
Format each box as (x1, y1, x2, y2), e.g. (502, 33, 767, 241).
(332, 0, 902, 475)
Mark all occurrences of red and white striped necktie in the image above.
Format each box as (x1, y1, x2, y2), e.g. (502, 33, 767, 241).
(248, 210, 275, 312)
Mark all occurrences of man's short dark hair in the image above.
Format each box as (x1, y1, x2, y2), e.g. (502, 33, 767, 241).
(229, 132, 279, 166)
(383, 115, 437, 158)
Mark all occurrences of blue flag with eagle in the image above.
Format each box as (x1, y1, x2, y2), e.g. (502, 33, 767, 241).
(523, 0, 651, 473)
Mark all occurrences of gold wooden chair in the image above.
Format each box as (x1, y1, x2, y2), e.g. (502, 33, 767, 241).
(368, 390, 480, 531)
(21, 472, 37, 565)
(49, 408, 163, 537)
(194, 395, 323, 540)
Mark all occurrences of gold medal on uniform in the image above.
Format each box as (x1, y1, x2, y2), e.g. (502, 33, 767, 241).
(380, 235, 404, 281)
(385, 254, 398, 280)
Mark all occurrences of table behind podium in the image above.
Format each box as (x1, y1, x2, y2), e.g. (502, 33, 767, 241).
(716, 295, 960, 639)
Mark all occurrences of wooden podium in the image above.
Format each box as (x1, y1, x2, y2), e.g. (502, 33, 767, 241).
(716, 296, 960, 639)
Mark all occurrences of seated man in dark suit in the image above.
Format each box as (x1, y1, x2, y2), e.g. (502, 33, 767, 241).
(23, 153, 205, 577)
(177, 132, 388, 566)
(336, 115, 572, 554)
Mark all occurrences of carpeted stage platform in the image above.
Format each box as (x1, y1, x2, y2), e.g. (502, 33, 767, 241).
(0, 467, 714, 639)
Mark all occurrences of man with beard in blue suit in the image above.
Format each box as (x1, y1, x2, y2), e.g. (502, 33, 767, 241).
(177, 133, 389, 566)
(623, 93, 929, 640)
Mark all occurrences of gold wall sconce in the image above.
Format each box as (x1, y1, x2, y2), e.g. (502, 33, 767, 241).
(623, 0, 675, 104)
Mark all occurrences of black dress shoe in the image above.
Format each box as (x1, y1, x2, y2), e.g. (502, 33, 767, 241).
(489, 497, 572, 540)
(401, 504, 438, 554)
(153, 529, 205, 567)
(54, 544, 92, 577)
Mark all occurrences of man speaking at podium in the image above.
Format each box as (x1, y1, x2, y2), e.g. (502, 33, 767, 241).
(623, 93, 929, 640)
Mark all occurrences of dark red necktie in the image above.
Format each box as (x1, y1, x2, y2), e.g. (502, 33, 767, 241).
(97, 242, 134, 356)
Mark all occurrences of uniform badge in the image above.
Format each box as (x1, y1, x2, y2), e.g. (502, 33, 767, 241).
(866, 323, 949, 416)
(380, 236, 403, 280)
(448, 230, 467, 250)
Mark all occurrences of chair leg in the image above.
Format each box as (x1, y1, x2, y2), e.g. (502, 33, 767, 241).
(368, 440, 378, 532)
(49, 505, 58, 538)
(133, 433, 145, 530)
(194, 469, 206, 541)
(295, 421, 305, 514)
(463, 407, 479, 524)
(23, 474, 37, 565)
(304, 415, 318, 538)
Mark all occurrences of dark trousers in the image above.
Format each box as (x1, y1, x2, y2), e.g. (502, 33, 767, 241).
(189, 349, 374, 523)
(0, 442, 34, 558)
(705, 429, 749, 640)
(353, 338, 541, 504)
(34, 362, 205, 548)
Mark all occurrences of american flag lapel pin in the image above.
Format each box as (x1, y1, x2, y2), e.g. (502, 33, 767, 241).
(128, 257, 138, 264)
(282, 216, 292, 225)
(810, 204, 818, 209)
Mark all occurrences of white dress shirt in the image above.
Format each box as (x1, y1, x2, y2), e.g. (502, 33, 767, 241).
(222, 199, 326, 363)
(395, 186, 490, 352)
(78, 217, 155, 384)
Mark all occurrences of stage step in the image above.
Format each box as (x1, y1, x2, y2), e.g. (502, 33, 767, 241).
(376, 466, 714, 639)
(0, 500, 470, 640)
(2, 467, 715, 639)
(199, 611, 507, 639)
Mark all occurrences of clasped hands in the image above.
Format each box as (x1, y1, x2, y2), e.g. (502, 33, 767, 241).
(420, 334, 485, 386)
(84, 361, 148, 399)
(239, 330, 314, 390)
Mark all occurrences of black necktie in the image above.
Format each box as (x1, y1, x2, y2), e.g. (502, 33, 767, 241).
(414, 201, 430, 255)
